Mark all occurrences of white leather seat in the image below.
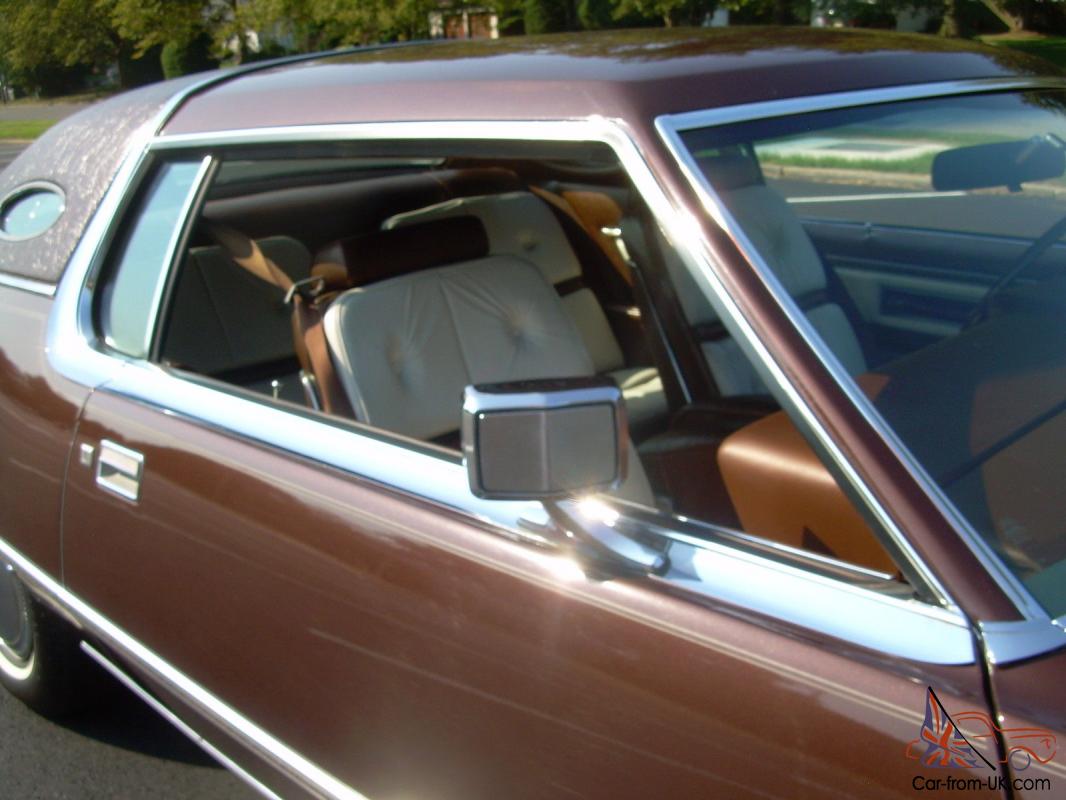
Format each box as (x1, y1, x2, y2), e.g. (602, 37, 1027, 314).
(323, 253, 654, 505)
(626, 183, 865, 397)
(383, 192, 668, 427)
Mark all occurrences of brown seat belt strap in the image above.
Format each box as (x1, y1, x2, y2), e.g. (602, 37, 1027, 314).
(208, 223, 354, 417)
(290, 293, 354, 418)
(207, 223, 295, 293)
(530, 186, 634, 286)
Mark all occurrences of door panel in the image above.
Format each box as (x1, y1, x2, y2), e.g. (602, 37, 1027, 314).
(990, 648, 1066, 798)
(804, 220, 1066, 365)
(62, 389, 1002, 799)
(0, 287, 90, 576)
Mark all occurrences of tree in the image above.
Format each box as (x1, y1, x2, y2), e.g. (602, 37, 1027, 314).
(613, 0, 716, 26)
(525, 0, 574, 33)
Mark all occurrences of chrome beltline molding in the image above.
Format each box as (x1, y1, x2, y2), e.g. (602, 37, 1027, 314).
(656, 77, 1066, 630)
(980, 618, 1066, 666)
(0, 271, 56, 297)
(0, 532, 370, 800)
(81, 642, 284, 800)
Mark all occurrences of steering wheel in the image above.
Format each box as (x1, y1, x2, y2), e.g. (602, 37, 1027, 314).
(967, 212, 1066, 326)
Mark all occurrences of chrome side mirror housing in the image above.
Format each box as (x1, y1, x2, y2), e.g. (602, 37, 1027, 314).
(461, 377, 627, 500)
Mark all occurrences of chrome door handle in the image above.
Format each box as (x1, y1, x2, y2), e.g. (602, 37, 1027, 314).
(95, 440, 144, 502)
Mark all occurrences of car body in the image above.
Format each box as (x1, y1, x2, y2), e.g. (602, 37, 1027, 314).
(0, 26, 1065, 800)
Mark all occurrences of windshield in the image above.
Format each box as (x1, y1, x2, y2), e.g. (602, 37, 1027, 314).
(679, 90, 1066, 617)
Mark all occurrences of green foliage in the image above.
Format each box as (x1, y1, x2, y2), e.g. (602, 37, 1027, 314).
(983, 35, 1066, 67)
(160, 35, 215, 79)
(525, 0, 574, 33)
(613, 0, 716, 26)
(15, 0, 1066, 101)
(0, 120, 57, 140)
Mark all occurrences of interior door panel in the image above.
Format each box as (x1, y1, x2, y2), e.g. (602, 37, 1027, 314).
(805, 219, 1066, 365)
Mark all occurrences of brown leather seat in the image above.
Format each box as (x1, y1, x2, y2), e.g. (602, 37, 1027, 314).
(717, 374, 896, 574)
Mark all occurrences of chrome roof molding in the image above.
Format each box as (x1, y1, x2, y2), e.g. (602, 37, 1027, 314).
(655, 77, 1065, 626)
(0, 272, 56, 297)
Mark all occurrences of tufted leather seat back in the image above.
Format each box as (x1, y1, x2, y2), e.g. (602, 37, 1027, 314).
(383, 192, 667, 426)
(324, 256, 593, 441)
(624, 180, 865, 396)
(323, 253, 655, 505)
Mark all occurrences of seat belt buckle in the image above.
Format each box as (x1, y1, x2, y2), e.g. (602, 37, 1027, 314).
(284, 276, 327, 305)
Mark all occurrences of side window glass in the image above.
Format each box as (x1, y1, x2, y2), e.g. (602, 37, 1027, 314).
(147, 142, 903, 586)
(679, 91, 1066, 613)
(99, 160, 203, 358)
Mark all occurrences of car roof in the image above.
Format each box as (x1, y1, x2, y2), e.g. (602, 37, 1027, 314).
(162, 27, 1052, 136)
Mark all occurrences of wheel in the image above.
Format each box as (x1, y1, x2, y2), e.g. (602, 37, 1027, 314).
(0, 562, 95, 717)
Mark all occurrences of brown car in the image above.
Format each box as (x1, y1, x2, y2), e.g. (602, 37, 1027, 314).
(0, 26, 1064, 800)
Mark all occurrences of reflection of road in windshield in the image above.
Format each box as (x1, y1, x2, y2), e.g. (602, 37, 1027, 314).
(776, 178, 1066, 239)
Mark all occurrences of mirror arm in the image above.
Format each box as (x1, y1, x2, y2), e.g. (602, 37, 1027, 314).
(541, 499, 670, 576)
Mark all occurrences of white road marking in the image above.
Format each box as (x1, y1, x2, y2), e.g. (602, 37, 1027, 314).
(788, 190, 967, 203)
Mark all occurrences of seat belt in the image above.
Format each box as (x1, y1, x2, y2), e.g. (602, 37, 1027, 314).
(207, 224, 294, 294)
(207, 224, 353, 416)
(530, 186, 634, 287)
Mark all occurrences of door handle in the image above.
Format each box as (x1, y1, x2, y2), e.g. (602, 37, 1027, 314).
(95, 440, 144, 502)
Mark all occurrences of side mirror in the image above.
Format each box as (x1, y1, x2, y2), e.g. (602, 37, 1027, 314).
(461, 377, 627, 500)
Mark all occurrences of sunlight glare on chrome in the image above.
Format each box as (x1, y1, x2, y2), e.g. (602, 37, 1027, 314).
(575, 497, 619, 528)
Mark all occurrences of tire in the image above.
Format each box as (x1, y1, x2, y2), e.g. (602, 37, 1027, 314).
(0, 562, 96, 717)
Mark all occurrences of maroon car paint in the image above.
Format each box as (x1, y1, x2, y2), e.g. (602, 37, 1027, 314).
(61, 390, 1001, 798)
(0, 287, 89, 575)
(1, 26, 1062, 800)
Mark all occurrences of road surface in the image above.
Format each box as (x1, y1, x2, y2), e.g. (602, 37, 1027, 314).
(0, 667, 258, 799)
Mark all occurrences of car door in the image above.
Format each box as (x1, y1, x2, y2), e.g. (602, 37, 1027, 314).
(55, 133, 1007, 800)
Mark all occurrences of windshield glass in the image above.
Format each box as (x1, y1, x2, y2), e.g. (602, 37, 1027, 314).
(679, 90, 1066, 617)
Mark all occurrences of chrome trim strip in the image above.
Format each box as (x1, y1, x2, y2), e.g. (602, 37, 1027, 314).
(0, 534, 370, 800)
(0, 271, 56, 297)
(659, 77, 1066, 131)
(656, 78, 1065, 622)
(80, 642, 284, 800)
(138, 155, 214, 358)
(45, 116, 981, 680)
(665, 535, 975, 665)
(980, 618, 1066, 666)
(652, 149, 953, 604)
(0, 180, 67, 242)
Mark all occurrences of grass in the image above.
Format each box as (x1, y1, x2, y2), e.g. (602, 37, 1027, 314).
(0, 120, 57, 140)
(979, 35, 1066, 69)
(757, 152, 936, 175)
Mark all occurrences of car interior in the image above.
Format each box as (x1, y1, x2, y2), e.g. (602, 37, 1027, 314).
(152, 140, 907, 586)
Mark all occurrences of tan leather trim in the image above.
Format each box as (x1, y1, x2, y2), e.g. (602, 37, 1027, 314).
(530, 186, 634, 287)
(207, 223, 294, 292)
(717, 383, 897, 574)
(291, 294, 353, 418)
(559, 189, 634, 285)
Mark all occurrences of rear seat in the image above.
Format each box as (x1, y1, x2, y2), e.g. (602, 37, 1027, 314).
(322, 248, 655, 506)
(163, 235, 312, 403)
(381, 192, 668, 429)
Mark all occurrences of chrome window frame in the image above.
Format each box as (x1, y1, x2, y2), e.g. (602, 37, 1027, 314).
(45, 114, 984, 674)
(656, 77, 1066, 661)
(0, 180, 67, 242)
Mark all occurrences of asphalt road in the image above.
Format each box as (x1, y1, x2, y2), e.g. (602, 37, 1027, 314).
(0, 141, 27, 173)
(0, 663, 258, 799)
